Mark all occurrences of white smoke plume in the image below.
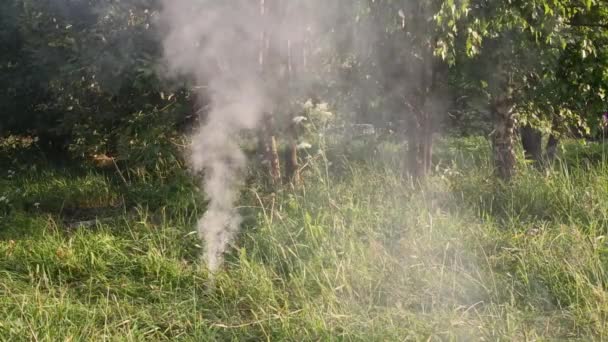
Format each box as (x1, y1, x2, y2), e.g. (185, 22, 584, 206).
(158, 0, 422, 272)
(158, 0, 312, 272)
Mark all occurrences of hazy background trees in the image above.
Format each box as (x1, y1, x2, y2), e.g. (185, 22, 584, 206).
(1, 0, 607, 181)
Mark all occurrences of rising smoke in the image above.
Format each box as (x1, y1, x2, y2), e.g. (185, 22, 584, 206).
(159, 0, 329, 272)
(160, 1, 268, 272)
(158, 0, 433, 272)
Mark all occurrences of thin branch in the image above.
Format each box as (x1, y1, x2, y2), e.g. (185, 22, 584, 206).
(112, 157, 129, 187)
(566, 21, 608, 29)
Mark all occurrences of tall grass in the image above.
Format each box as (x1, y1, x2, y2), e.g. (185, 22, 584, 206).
(0, 137, 607, 340)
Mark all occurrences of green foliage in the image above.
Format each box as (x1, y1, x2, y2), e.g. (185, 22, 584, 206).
(2, 0, 608, 336)
(442, 0, 608, 135)
(0, 0, 194, 163)
(2, 0, 606, 163)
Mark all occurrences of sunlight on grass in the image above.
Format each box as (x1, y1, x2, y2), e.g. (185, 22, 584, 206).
(0, 138, 607, 340)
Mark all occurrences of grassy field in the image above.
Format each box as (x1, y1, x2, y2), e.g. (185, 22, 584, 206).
(1, 137, 608, 341)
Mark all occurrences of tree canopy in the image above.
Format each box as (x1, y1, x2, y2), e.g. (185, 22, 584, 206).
(0, 0, 606, 178)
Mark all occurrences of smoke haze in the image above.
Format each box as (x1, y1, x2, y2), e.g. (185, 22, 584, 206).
(159, 0, 338, 271)
(159, 1, 269, 271)
(159, 0, 445, 272)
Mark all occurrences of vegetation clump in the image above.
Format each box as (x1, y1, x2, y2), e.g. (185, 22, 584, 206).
(1, 0, 608, 340)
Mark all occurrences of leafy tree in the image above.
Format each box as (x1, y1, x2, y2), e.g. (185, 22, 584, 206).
(2, 0, 606, 183)
(0, 0, 191, 162)
(441, 0, 607, 179)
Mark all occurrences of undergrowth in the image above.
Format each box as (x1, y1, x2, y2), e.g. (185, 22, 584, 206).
(0, 137, 607, 340)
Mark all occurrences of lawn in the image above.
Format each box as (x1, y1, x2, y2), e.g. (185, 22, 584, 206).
(1, 137, 607, 341)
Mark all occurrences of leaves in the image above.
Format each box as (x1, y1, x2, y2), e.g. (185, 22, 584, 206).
(445, 0, 608, 134)
(1, 0, 607, 157)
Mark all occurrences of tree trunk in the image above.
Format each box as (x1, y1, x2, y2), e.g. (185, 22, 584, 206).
(407, 119, 423, 179)
(545, 134, 559, 164)
(422, 111, 434, 175)
(491, 96, 517, 181)
(258, 0, 282, 185)
(520, 124, 543, 168)
(284, 123, 301, 186)
(544, 117, 561, 165)
(258, 114, 281, 184)
(407, 40, 445, 180)
(268, 135, 281, 183)
(283, 37, 302, 186)
(407, 111, 434, 179)
(520, 124, 561, 169)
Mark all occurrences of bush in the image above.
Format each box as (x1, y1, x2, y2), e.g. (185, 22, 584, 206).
(0, 0, 195, 166)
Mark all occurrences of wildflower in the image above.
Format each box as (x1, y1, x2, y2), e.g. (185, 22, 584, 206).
(317, 102, 329, 112)
(318, 111, 333, 119)
(34, 202, 40, 209)
(293, 116, 308, 124)
(303, 99, 314, 110)
(297, 142, 312, 150)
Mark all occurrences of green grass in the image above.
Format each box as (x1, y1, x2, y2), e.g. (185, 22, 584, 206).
(1, 138, 607, 340)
